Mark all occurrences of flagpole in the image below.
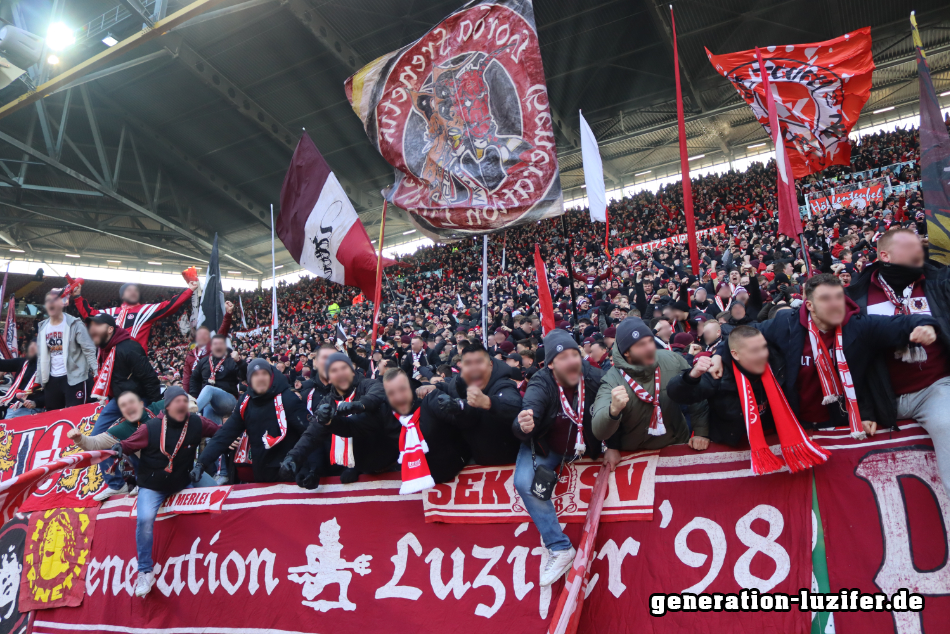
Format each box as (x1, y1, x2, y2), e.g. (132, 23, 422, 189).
(370, 200, 388, 352)
(270, 203, 277, 351)
(670, 5, 700, 275)
(560, 216, 579, 320)
(481, 235, 489, 347)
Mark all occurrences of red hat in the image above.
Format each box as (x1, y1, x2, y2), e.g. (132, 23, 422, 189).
(603, 326, 617, 338)
(499, 341, 515, 354)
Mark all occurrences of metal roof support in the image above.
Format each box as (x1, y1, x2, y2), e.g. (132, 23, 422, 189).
(282, 0, 364, 73)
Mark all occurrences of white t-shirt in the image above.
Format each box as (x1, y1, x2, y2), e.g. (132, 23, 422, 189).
(46, 324, 66, 377)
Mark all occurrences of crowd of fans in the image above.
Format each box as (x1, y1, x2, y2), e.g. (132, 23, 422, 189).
(1, 123, 949, 597)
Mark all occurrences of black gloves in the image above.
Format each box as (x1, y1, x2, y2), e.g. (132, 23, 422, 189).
(279, 455, 297, 481)
(335, 401, 365, 417)
(110, 443, 124, 460)
(189, 463, 204, 484)
(434, 392, 462, 417)
(295, 467, 320, 490)
(314, 401, 336, 426)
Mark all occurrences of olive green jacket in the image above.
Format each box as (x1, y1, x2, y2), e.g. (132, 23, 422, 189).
(592, 344, 709, 450)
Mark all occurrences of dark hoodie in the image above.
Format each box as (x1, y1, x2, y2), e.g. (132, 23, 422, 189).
(198, 363, 309, 482)
(100, 326, 161, 403)
(716, 299, 936, 426)
(433, 356, 522, 465)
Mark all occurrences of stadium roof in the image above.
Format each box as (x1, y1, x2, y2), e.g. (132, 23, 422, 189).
(1, 0, 949, 279)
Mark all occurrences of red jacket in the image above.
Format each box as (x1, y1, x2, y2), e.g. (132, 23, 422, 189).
(73, 287, 194, 352)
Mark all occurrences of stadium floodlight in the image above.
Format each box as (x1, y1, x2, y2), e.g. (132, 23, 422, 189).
(635, 170, 651, 176)
(274, 264, 284, 269)
(47, 54, 59, 65)
(228, 270, 242, 274)
(107, 260, 121, 263)
(941, 90, 950, 97)
(102, 34, 118, 47)
(64, 253, 79, 258)
(148, 261, 162, 265)
(872, 106, 894, 114)
(46, 22, 75, 52)
(688, 154, 705, 161)
(9, 248, 24, 253)
(748, 143, 766, 149)
(403, 230, 416, 235)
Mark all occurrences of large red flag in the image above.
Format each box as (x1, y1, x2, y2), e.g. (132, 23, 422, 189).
(706, 28, 874, 178)
(756, 48, 803, 240)
(534, 244, 555, 336)
(670, 7, 699, 274)
(278, 134, 399, 300)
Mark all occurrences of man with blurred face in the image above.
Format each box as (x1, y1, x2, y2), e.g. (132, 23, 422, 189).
(708, 273, 937, 440)
(653, 319, 672, 350)
(286, 353, 388, 485)
(845, 228, 950, 495)
(592, 318, 709, 451)
(590, 340, 611, 371)
(300, 344, 337, 415)
(703, 320, 722, 352)
(37, 290, 97, 410)
(669, 326, 831, 479)
(513, 330, 618, 586)
(182, 301, 233, 390)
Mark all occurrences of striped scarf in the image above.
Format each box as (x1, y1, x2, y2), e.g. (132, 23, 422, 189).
(806, 315, 864, 439)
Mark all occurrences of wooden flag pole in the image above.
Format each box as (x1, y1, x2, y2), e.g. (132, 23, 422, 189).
(370, 200, 388, 352)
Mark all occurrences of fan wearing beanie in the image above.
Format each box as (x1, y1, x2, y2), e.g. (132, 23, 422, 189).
(591, 318, 709, 452)
(285, 352, 391, 486)
(512, 329, 621, 587)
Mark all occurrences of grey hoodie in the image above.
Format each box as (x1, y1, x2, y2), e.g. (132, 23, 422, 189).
(591, 342, 708, 450)
(36, 312, 98, 387)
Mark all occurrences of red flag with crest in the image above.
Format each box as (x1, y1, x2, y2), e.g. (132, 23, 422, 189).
(706, 28, 874, 178)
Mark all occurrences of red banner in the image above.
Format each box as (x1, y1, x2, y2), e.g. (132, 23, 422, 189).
(815, 423, 950, 634)
(20, 507, 98, 611)
(423, 451, 657, 523)
(0, 404, 110, 513)
(808, 183, 885, 214)
(345, 0, 563, 241)
(614, 225, 726, 256)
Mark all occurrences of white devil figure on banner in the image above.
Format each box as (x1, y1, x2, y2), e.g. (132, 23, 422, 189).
(287, 518, 372, 612)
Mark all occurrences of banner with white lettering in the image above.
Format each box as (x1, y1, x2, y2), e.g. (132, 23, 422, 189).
(613, 225, 726, 256)
(814, 423, 949, 634)
(423, 451, 657, 523)
(807, 183, 884, 214)
(129, 486, 232, 519)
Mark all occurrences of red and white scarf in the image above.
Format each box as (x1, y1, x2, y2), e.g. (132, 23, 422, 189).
(806, 315, 864, 439)
(159, 415, 189, 473)
(91, 347, 117, 399)
(714, 295, 731, 313)
(331, 391, 356, 468)
(734, 361, 830, 475)
(876, 273, 927, 363)
(556, 379, 586, 456)
(0, 363, 36, 406)
(238, 393, 288, 451)
(207, 356, 226, 385)
(619, 368, 666, 436)
(396, 407, 434, 494)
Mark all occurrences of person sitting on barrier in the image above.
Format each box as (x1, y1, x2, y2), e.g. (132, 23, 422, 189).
(87, 313, 162, 501)
(284, 353, 388, 486)
(427, 341, 523, 469)
(196, 358, 309, 485)
(111, 386, 218, 598)
(667, 326, 831, 474)
(67, 390, 150, 472)
(513, 330, 621, 587)
(592, 318, 710, 451)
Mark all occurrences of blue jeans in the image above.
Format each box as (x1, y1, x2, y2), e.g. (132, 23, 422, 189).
(136, 473, 217, 573)
(195, 386, 236, 475)
(5, 406, 45, 418)
(513, 443, 572, 552)
(195, 385, 237, 426)
(93, 399, 125, 490)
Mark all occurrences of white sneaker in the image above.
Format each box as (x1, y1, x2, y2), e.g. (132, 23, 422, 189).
(128, 486, 138, 497)
(214, 474, 229, 486)
(134, 572, 154, 598)
(540, 547, 576, 587)
(93, 483, 129, 502)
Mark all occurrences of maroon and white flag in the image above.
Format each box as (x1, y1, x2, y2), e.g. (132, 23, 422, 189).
(344, 0, 563, 241)
(278, 134, 398, 299)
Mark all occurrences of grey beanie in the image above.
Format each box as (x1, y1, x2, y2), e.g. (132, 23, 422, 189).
(325, 352, 354, 375)
(615, 317, 654, 355)
(543, 329, 580, 366)
(163, 386, 188, 406)
(247, 358, 272, 378)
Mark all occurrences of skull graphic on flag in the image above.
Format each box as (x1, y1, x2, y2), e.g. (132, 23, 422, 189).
(345, 0, 563, 240)
(706, 27, 874, 178)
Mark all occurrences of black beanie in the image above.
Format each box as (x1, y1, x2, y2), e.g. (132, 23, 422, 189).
(325, 352, 354, 375)
(543, 329, 580, 366)
(615, 318, 654, 355)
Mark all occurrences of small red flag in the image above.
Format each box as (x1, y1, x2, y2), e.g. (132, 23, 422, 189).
(534, 245, 555, 336)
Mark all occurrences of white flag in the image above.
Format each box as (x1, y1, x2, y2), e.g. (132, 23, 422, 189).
(579, 110, 607, 223)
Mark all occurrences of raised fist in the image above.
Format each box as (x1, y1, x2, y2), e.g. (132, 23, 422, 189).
(690, 355, 713, 378)
(517, 409, 535, 434)
(609, 385, 629, 418)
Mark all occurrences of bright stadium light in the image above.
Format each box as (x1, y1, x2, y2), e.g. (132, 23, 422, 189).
(688, 154, 705, 161)
(873, 106, 894, 114)
(46, 22, 75, 52)
(9, 249, 24, 253)
(748, 143, 766, 149)
(403, 230, 416, 235)
(274, 265, 284, 269)
(635, 170, 651, 176)
(107, 260, 121, 263)
(102, 34, 118, 47)
(941, 90, 950, 97)
(65, 253, 80, 258)
(148, 261, 162, 266)
(47, 54, 60, 65)
(228, 270, 242, 274)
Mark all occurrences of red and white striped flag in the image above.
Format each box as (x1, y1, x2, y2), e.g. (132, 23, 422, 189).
(0, 450, 113, 525)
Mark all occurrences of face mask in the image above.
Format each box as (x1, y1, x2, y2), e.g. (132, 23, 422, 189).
(879, 262, 924, 293)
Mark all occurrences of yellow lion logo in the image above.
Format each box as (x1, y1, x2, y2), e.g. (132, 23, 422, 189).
(54, 409, 105, 498)
(0, 425, 14, 472)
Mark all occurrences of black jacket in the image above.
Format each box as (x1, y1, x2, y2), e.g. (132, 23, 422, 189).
(846, 260, 950, 427)
(138, 414, 203, 493)
(110, 338, 161, 404)
(433, 357, 522, 465)
(189, 354, 246, 399)
(668, 360, 778, 446)
(0, 357, 43, 409)
(717, 302, 936, 425)
(515, 361, 617, 458)
(290, 372, 390, 471)
(418, 391, 469, 483)
(199, 368, 308, 482)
